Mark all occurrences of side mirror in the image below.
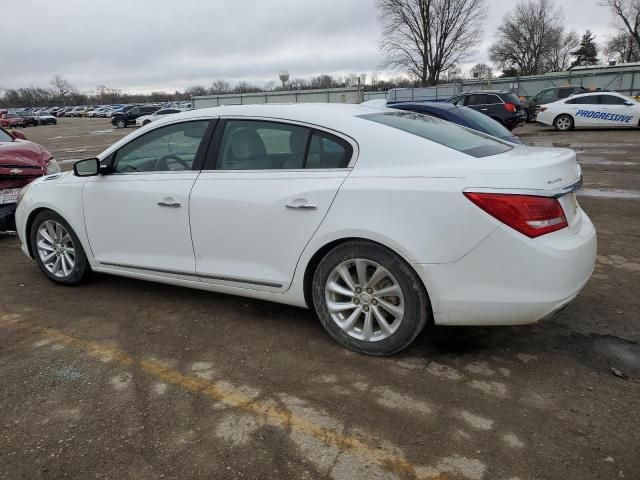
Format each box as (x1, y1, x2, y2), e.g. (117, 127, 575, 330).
(73, 158, 100, 177)
(11, 130, 27, 140)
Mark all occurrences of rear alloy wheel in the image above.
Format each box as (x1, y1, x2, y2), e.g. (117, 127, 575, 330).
(115, 119, 126, 129)
(30, 211, 91, 285)
(312, 241, 429, 356)
(554, 114, 573, 132)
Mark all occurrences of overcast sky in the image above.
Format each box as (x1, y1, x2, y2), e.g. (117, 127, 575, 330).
(0, 0, 619, 94)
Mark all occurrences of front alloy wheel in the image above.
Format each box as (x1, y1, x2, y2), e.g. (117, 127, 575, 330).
(30, 211, 91, 285)
(115, 119, 126, 128)
(37, 220, 76, 278)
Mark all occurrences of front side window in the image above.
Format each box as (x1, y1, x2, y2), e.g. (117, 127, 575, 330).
(113, 120, 209, 173)
(359, 111, 512, 158)
(536, 89, 555, 103)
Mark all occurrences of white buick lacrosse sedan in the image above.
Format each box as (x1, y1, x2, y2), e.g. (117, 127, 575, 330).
(15, 104, 596, 355)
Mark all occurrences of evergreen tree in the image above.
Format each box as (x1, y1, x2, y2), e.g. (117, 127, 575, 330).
(571, 30, 599, 67)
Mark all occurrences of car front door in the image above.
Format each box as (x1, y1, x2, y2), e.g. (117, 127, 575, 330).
(597, 94, 639, 127)
(82, 119, 214, 274)
(189, 118, 354, 291)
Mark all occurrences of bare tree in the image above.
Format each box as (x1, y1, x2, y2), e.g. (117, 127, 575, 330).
(378, 0, 487, 87)
(601, 0, 640, 55)
(605, 31, 640, 61)
(489, 0, 570, 75)
(469, 63, 491, 79)
(49, 75, 75, 105)
(545, 30, 580, 71)
(210, 80, 230, 94)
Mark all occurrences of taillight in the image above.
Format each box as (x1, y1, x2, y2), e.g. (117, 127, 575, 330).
(539, 106, 547, 112)
(464, 192, 568, 238)
(503, 102, 517, 113)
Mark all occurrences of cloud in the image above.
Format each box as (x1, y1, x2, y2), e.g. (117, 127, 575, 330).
(0, 0, 617, 93)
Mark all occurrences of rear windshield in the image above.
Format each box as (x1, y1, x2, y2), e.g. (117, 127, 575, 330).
(456, 107, 514, 139)
(359, 111, 513, 158)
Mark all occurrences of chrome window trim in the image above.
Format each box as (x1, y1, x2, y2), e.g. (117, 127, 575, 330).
(215, 115, 360, 169)
(463, 176, 583, 199)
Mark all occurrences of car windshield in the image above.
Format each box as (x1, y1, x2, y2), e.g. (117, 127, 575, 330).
(359, 111, 513, 158)
(0, 128, 13, 142)
(456, 107, 514, 138)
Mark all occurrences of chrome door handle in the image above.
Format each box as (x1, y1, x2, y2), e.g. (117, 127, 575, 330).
(157, 200, 181, 208)
(286, 200, 317, 210)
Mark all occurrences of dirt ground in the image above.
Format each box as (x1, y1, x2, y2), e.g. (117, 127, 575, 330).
(1, 118, 639, 480)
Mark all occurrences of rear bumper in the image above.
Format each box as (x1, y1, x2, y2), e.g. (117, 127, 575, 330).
(417, 209, 597, 326)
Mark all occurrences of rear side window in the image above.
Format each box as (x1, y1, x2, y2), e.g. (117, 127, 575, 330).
(466, 94, 489, 106)
(566, 96, 597, 105)
(558, 87, 575, 99)
(359, 111, 512, 158)
(216, 120, 352, 170)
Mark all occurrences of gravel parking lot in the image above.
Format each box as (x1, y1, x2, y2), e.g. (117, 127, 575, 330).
(1, 118, 639, 480)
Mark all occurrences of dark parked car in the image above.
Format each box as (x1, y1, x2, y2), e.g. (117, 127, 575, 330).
(111, 105, 159, 128)
(388, 101, 523, 144)
(522, 85, 587, 121)
(447, 90, 525, 130)
(16, 111, 38, 127)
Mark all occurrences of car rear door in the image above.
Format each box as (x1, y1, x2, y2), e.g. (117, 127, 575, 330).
(83, 119, 214, 274)
(189, 118, 355, 291)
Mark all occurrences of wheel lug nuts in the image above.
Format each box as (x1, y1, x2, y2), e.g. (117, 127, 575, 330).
(363, 306, 369, 312)
(355, 287, 362, 294)
(354, 299, 360, 304)
(367, 288, 373, 294)
(372, 300, 378, 305)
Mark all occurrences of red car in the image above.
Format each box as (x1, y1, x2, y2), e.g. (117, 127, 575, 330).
(0, 112, 25, 128)
(0, 127, 59, 231)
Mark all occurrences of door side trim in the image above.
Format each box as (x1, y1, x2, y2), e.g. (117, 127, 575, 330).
(98, 261, 283, 288)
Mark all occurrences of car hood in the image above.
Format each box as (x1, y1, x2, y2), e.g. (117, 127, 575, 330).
(0, 139, 52, 169)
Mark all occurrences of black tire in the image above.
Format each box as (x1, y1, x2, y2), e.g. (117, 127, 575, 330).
(30, 210, 91, 286)
(553, 114, 574, 132)
(142, 120, 151, 126)
(312, 240, 430, 356)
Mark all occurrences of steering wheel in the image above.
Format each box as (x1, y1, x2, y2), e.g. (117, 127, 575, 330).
(156, 154, 190, 171)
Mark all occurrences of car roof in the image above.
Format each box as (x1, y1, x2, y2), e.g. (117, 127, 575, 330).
(569, 91, 623, 98)
(462, 90, 512, 94)
(162, 103, 387, 128)
(391, 101, 458, 111)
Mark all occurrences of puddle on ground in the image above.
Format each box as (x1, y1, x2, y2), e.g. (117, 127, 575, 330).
(578, 188, 640, 199)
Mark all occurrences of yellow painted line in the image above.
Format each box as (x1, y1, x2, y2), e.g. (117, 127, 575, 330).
(0, 313, 449, 480)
